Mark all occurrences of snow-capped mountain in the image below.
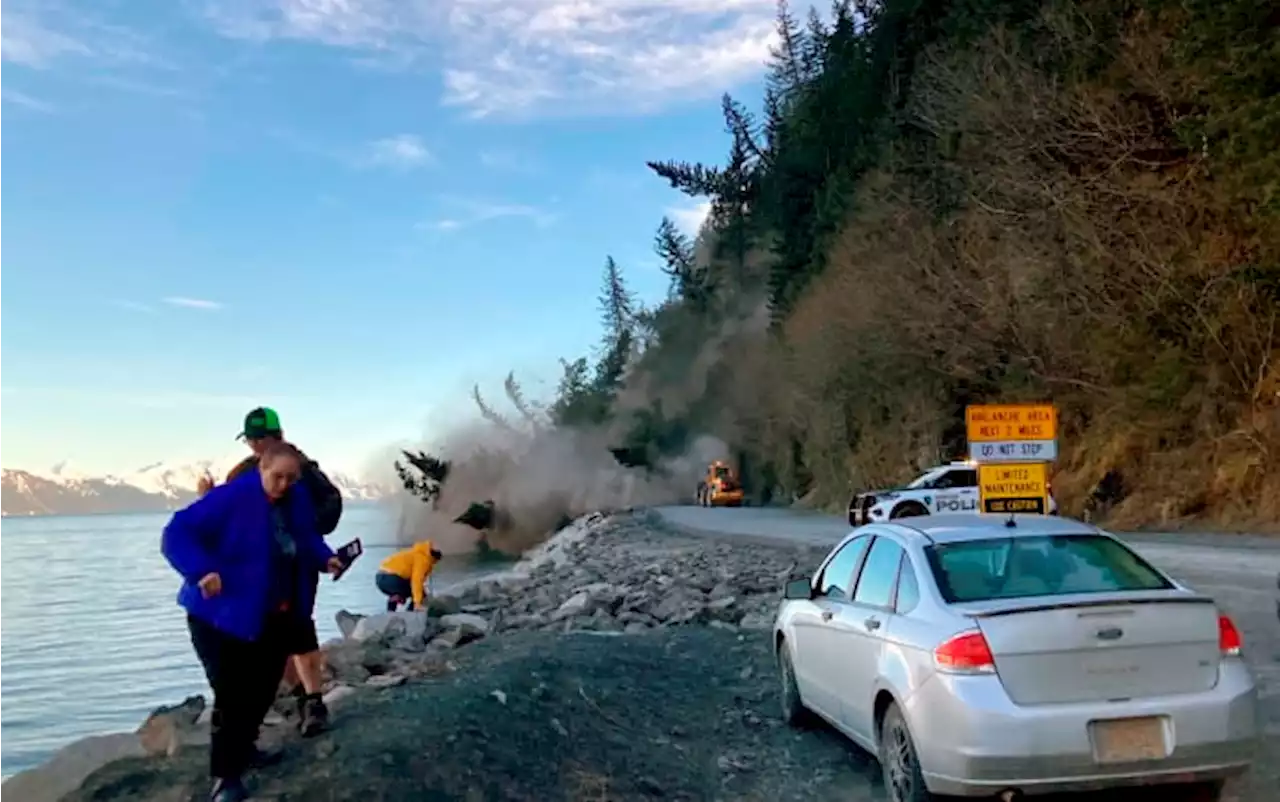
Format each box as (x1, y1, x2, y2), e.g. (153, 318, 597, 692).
(1, 458, 390, 517)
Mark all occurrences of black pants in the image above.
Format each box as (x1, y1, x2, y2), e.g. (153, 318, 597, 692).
(188, 614, 291, 780)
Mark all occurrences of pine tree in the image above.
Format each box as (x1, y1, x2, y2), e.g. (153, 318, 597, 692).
(598, 256, 635, 341)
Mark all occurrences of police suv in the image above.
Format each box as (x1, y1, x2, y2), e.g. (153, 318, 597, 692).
(846, 461, 1059, 526)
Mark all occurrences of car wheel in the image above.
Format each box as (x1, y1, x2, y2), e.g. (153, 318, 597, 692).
(879, 703, 933, 802)
(847, 494, 859, 526)
(777, 642, 811, 728)
(890, 502, 928, 520)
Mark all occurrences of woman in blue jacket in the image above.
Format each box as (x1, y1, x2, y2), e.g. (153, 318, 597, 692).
(162, 441, 343, 802)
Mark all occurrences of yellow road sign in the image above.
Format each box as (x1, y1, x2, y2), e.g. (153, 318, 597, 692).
(978, 462, 1050, 515)
(966, 404, 1058, 463)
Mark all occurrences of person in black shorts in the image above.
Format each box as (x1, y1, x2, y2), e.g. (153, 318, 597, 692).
(198, 407, 345, 737)
(165, 441, 344, 802)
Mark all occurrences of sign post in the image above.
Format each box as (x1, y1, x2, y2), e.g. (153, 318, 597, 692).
(965, 403, 1057, 516)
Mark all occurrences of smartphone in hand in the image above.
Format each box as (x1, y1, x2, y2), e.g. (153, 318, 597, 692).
(331, 538, 363, 581)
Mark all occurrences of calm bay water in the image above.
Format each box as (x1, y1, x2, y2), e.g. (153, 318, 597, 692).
(0, 504, 498, 778)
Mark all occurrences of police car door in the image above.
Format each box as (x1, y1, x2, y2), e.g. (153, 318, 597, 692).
(929, 468, 979, 514)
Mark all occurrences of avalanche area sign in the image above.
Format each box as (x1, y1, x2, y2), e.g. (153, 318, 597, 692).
(965, 404, 1058, 463)
(977, 462, 1050, 514)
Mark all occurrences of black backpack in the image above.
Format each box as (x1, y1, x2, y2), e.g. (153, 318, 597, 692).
(300, 457, 344, 536)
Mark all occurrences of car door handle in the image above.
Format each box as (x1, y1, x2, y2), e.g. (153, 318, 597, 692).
(864, 617, 882, 631)
(821, 610, 834, 622)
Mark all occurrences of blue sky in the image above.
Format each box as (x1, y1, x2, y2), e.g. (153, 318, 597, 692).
(1, 0, 782, 478)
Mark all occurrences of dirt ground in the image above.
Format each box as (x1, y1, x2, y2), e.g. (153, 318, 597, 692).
(67, 626, 1278, 802)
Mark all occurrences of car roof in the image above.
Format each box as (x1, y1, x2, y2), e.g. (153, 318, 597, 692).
(918, 461, 976, 474)
(884, 513, 1101, 544)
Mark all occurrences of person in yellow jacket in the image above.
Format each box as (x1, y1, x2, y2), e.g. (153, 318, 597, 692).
(376, 540, 443, 612)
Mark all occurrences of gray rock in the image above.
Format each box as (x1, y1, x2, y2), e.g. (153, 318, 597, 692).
(738, 612, 774, 631)
(425, 593, 462, 617)
(351, 610, 431, 643)
(136, 695, 206, 757)
(322, 684, 358, 708)
(365, 673, 407, 689)
(706, 596, 742, 623)
(335, 609, 364, 639)
(323, 639, 373, 684)
(554, 590, 593, 620)
(709, 582, 735, 601)
(430, 628, 470, 649)
(0, 734, 146, 802)
(440, 612, 490, 636)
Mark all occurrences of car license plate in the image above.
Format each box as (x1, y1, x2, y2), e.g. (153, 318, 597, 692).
(1090, 717, 1168, 763)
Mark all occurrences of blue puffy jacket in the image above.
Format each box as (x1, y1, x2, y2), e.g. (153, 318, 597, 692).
(161, 468, 335, 642)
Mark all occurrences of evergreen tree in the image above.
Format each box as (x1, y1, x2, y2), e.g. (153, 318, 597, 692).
(598, 256, 635, 341)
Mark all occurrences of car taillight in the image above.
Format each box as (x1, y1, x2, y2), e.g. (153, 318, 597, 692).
(934, 630, 996, 674)
(1218, 614, 1242, 656)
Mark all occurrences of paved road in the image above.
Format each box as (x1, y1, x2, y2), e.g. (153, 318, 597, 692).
(654, 505, 1280, 731)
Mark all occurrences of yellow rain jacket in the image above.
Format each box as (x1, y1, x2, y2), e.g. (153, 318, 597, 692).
(379, 541, 440, 609)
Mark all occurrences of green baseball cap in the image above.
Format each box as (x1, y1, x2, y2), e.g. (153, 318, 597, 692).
(237, 406, 283, 440)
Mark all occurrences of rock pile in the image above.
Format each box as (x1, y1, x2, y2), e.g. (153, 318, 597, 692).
(318, 512, 827, 692)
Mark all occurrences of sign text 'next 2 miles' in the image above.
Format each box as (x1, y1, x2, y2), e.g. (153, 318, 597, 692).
(965, 404, 1058, 464)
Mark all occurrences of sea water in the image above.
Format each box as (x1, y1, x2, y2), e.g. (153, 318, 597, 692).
(0, 504, 498, 778)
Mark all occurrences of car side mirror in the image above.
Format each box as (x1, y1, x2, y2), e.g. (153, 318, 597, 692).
(784, 578, 814, 600)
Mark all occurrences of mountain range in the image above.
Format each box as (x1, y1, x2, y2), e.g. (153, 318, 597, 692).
(1, 459, 389, 517)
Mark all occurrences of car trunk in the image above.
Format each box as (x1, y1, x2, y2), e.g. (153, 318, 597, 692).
(965, 592, 1221, 706)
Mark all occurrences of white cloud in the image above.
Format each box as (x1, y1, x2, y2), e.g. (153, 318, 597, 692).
(361, 134, 432, 169)
(418, 198, 557, 232)
(1, 11, 92, 67)
(163, 296, 224, 311)
(1, 88, 57, 113)
(668, 200, 712, 237)
(2, 2, 166, 69)
(201, 0, 787, 118)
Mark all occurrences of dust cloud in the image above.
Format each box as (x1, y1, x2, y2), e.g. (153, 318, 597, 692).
(392, 415, 731, 555)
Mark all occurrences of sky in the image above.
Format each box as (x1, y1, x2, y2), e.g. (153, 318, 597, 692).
(1, 0, 785, 479)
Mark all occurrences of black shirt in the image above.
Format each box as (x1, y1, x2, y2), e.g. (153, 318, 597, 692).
(268, 502, 299, 611)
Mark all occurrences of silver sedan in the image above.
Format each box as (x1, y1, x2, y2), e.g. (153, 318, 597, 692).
(773, 514, 1260, 801)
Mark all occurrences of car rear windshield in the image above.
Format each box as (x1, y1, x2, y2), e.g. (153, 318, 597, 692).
(924, 534, 1173, 604)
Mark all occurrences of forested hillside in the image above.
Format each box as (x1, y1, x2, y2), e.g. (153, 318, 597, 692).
(538, 0, 1279, 529)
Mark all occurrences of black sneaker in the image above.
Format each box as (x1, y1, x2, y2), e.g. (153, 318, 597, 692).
(299, 694, 329, 738)
(210, 777, 249, 802)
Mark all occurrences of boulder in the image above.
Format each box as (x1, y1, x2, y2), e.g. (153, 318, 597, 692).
(365, 673, 407, 689)
(136, 695, 207, 758)
(323, 639, 374, 684)
(335, 609, 364, 639)
(430, 614, 489, 649)
(350, 611, 431, 644)
(322, 683, 358, 709)
(738, 612, 774, 631)
(424, 594, 462, 618)
(440, 612, 490, 636)
(1, 733, 145, 802)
